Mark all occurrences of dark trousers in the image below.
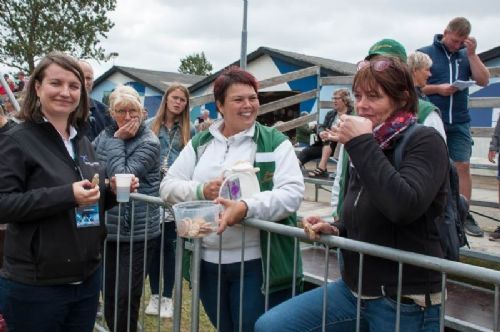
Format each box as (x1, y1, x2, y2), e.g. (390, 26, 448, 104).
(147, 221, 176, 297)
(298, 144, 323, 165)
(0, 229, 4, 269)
(103, 239, 156, 332)
(0, 266, 101, 332)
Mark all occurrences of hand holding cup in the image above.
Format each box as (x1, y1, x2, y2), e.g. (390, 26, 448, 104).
(331, 114, 372, 144)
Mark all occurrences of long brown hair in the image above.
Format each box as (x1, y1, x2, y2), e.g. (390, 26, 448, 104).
(150, 83, 191, 147)
(18, 51, 89, 128)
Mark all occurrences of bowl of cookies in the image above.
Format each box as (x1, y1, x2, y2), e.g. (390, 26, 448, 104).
(172, 201, 220, 238)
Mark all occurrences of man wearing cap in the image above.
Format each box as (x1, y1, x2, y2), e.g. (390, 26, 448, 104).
(418, 17, 489, 237)
(79, 60, 113, 142)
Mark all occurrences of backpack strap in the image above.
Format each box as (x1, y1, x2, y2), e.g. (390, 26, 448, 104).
(393, 123, 424, 170)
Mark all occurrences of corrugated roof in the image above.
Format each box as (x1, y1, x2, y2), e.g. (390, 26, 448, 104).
(479, 46, 500, 63)
(261, 47, 356, 75)
(94, 66, 205, 93)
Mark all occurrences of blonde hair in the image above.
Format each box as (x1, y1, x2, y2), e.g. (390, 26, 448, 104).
(109, 85, 143, 115)
(333, 88, 354, 111)
(150, 83, 191, 147)
(407, 51, 433, 72)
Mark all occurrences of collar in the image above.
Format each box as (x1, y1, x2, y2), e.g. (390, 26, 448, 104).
(209, 119, 256, 142)
(43, 117, 77, 140)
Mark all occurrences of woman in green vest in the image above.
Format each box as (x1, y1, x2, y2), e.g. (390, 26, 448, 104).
(160, 67, 304, 332)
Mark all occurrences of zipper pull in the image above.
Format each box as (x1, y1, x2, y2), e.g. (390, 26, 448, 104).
(354, 187, 363, 207)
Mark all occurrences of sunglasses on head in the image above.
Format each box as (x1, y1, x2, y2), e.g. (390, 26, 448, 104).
(356, 59, 393, 72)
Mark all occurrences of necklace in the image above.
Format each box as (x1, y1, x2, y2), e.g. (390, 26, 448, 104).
(160, 126, 178, 177)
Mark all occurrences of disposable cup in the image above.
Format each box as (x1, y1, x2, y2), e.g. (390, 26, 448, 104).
(115, 174, 133, 202)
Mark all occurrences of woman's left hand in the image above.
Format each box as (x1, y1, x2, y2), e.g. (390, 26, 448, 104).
(331, 114, 372, 144)
(215, 197, 248, 234)
(109, 176, 140, 195)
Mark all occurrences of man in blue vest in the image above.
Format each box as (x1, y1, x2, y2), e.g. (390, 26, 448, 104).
(419, 17, 490, 237)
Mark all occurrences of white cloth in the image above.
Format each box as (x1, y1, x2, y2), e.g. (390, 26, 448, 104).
(160, 120, 304, 264)
(423, 111, 446, 142)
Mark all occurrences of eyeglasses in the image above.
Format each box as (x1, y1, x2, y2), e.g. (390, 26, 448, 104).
(332, 97, 342, 100)
(356, 59, 393, 72)
(114, 108, 140, 116)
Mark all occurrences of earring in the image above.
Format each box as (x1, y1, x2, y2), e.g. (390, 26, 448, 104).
(36, 97, 41, 109)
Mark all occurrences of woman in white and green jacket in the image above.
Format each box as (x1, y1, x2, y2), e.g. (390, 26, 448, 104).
(160, 67, 304, 332)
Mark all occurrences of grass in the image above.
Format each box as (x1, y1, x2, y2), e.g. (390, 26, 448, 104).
(95, 279, 216, 332)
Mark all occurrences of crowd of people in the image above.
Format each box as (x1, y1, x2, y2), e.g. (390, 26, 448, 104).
(0, 15, 498, 332)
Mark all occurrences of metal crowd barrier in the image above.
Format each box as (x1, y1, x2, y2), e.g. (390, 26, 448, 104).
(96, 193, 500, 332)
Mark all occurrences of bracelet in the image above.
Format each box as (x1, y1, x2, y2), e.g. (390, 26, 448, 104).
(240, 200, 249, 218)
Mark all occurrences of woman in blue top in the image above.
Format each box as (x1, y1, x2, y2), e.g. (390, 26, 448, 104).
(145, 83, 194, 318)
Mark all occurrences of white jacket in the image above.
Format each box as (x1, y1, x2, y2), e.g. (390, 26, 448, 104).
(160, 120, 304, 263)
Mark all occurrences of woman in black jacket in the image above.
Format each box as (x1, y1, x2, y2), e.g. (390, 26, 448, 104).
(256, 56, 449, 332)
(0, 52, 130, 331)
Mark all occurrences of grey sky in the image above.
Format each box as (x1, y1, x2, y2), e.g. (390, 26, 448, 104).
(2, 1, 499, 77)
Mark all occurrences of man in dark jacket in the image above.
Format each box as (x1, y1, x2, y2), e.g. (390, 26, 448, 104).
(79, 60, 113, 142)
(419, 17, 490, 237)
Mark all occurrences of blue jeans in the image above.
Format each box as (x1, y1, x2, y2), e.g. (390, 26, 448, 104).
(255, 278, 441, 332)
(199, 258, 294, 332)
(0, 266, 101, 332)
(147, 221, 176, 297)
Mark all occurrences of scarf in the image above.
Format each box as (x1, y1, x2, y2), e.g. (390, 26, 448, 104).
(372, 110, 417, 150)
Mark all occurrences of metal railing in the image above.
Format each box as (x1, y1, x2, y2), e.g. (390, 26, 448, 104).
(97, 193, 500, 332)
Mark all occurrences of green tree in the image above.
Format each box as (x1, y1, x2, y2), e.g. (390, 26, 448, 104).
(178, 52, 213, 76)
(0, 0, 116, 73)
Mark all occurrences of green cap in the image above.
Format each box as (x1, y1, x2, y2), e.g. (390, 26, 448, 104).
(367, 39, 407, 62)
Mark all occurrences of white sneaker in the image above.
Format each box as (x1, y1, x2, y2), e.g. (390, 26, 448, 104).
(160, 297, 173, 319)
(145, 294, 160, 315)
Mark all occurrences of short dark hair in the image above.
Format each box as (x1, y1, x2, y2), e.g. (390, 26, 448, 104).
(213, 66, 259, 109)
(18, 51, 89, 128)
(353, 56, 418, 115)
(446, 17, 471, 37)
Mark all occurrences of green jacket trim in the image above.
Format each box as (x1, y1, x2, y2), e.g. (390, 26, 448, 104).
(417, 99, 439, 124)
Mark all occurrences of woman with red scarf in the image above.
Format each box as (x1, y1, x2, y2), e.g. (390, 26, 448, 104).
(256, 56, 449, 332)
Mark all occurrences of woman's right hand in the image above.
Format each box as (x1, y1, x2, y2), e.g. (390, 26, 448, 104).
(331, 114, 372, 144)
(114, 118, 140, 140)
(203, 177, 223, 200)
(303, 215, 338, 241)
(73, 180, 100, 206)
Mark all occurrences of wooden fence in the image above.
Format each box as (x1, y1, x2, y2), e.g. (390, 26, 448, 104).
(189, 66, 500, 136)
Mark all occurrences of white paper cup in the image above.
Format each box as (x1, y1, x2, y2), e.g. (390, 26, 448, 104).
(115, 174, 133, 202)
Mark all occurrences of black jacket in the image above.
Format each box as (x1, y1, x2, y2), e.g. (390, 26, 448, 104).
(85, 99, 113, 142)
(0, 121, 115, 285)
(337, 126, 449, 297)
